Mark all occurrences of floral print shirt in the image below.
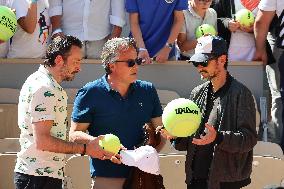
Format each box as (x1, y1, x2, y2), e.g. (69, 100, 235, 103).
(15, 65, 68, 179)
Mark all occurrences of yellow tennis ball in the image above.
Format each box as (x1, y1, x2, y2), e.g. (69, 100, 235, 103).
(235, 9, 255, 27)
(99, 134, 121, 154)
(195, 24, 217, 39)
(0, 6, 17, 42)
(162, 98, 201, 137)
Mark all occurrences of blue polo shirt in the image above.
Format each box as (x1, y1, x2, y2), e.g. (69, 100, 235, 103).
(125, 0, 188, 58)
(72, 75, 163, 178)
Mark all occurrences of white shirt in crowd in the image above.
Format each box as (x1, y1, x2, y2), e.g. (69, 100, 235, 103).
(258, 0, 284, 47)
(7, 0, 50, 58)
(228, 0, 258, 62)
(15, 65, 68, 179)
(48, 0, 126, 42)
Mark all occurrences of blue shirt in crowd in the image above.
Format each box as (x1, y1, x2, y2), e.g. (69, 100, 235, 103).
(125, 0, 188, 58)
(72, 75, 163, 178)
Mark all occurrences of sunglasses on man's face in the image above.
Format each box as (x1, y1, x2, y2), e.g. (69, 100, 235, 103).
(192, 56, 218, 67)
(115, 58, 143, 67)
(192, 61, 209, 67)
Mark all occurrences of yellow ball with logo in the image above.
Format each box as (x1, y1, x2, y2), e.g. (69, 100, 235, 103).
(0, 6, 17, 42)
(235, 9, 255, 27)
(162, 98, 201, 137)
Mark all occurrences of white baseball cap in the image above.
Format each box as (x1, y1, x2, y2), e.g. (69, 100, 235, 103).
(120, 145, 160, 175)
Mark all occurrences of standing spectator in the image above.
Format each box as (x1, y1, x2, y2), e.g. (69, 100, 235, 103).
(0, 0, 12, 57)
(7, 0, 50, 58)
(213, 0, 259, 61)
(126, 0, 187, 64)
(160, 36, 257, 189)
(14, 35, 114, 189)
(177, 0, 217, 60)
(69, 37, 164, 189)
(48, 0, 126, 59)
(254, 0, 284, 150)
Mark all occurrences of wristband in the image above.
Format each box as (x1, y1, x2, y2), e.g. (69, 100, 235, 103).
(52, 28, 62, 36)
(81, 144, 86, 156)
(138, 47, 147, 52)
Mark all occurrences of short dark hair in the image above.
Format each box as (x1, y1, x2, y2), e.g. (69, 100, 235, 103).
(44, 35, 82, 67)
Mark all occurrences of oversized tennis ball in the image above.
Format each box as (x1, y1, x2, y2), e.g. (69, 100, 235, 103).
(235, 9, 255, 27)
(162, 98, 201, 137)
(0, 6, 17, 42)
(99, 134, 121, 154)
(195, 24, 217, 39)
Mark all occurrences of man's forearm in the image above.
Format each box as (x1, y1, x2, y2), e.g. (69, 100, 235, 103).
(50, 15, 62, 32)
(69, 130, 96, 144)
(254, 20, 268, 52)
(18, 2, 37, 34)
(130, 13, 146, 48)
(109, 25, 122, 39)
(166, 11, 184, 44)
(35, 134, 84, 154)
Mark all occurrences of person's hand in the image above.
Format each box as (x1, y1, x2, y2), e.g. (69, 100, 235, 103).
(253, 50, 267, 65)
(155, 47, 171, 63)
(51, 32, 64, 40)
(239, 24, 253, 33)
(192, 123, 216, 145)
(138, 49, 152, 64)
(156, 125, 176, 140)
(228, 20, 240, 32)
(110, 153, 122, 164)
(86, 135, 114, 160)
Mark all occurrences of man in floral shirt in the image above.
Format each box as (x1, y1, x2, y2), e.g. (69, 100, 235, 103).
(14, 35, 115, 189)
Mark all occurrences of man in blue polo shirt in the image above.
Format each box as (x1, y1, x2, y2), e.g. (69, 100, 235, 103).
(126, 0, 188, 64)
(69, 37, 164, 189)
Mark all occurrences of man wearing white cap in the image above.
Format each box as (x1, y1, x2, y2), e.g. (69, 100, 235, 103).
(160, 35, 257, 189)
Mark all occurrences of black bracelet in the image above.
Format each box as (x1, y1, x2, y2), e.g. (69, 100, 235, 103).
(81, 144, 86, 156)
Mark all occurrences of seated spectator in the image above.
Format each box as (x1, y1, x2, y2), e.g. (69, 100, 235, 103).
(126, 0, 188, 63)
(177, 0, 217, 60)
(7, 0, 50, 58)
(48, 0, 126, 59)
(213, 0, 259, 61)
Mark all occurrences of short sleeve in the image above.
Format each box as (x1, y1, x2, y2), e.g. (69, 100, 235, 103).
(71, 87, 94, 123)
(125, 0, 138, 13)
(12, 0, 29, 20)
(30, 86, 57, 123)
(258, 0, 276, 11)
(175, 0, 188, 11)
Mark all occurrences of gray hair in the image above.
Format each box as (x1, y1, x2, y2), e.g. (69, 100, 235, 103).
(101, 37, 137, 68)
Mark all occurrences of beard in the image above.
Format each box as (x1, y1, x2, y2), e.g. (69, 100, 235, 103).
(61, 67, 78, 81)
(199, 71, 217, 82)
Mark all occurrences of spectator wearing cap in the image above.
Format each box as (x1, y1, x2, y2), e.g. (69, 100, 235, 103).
(48, 0, 126, 59)
(125, 0, 188, 64)
(213, 0, 260, 61)
(7, 0, 50, 58)
(69, 37, 165, 189)
(159, 35, 257, 189)
(177, 0, 217, 60)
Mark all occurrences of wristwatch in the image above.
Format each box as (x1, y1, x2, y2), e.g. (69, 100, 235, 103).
(165, 42, 174, 49)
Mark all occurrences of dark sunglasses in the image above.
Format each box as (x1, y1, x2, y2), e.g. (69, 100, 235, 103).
(192, 61, 209, 67)
(191, 56, 218, 67)
(115, 58, 143, 67)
